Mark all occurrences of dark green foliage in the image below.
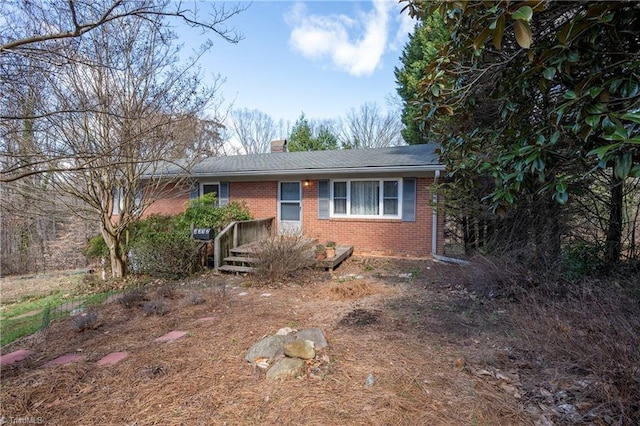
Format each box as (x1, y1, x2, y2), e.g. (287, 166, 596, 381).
(394, 13, 448, 145)
(175, 193, 252, 233)
(403, 0, 640, 266)
(125, 195, 251, 278)
(288, 112, 338, 151)
(40, 303, 52, 330)
(128, 214, 202, 278)
(560, 243, 604, 282)
(85, 234, 109, 260)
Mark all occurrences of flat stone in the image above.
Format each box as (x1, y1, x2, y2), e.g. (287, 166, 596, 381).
(284, 340, 315, 360)
(196, 317, 215, 322)
(266, 357, 305, 381)
(245, 335, 293, 363)
(0, 349, 33, 366)
(154, 331, 188, 343)
(295, 328, 328, 349)
(97, 352, 129, 365)
(44, 354, 83, 367)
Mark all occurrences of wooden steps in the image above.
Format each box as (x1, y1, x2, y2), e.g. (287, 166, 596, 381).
(217, 249, 260, 274)
(217, 264, 255, 274)
(217, 242, 354, 274)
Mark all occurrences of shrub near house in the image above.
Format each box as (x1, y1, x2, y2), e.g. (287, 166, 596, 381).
(87, 194, 252, 277)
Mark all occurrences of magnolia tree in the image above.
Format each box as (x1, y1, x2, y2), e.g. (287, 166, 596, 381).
(401, 0, 639, 265)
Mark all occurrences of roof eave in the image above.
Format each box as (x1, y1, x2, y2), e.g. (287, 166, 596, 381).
(187, 164, 445, 179)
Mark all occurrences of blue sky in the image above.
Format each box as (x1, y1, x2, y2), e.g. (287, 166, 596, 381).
(180, 1, 415, 129)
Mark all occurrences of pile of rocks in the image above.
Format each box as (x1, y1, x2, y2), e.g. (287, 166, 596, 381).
(245, 327, 328, 381)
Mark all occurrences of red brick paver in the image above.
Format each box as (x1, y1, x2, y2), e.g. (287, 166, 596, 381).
(44, 354, 83, 367)
(154, 331, 187, 343)
(0, 349, 33, 366)
(97, 352, 129, 365)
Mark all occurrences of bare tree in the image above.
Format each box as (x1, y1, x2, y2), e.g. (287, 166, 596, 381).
(0, 2, 243, 278)
(0, 0, 244, 57)
(337, 102, 404, 149)
(230, 108, 279, 154)
(0, 0, 245, 182)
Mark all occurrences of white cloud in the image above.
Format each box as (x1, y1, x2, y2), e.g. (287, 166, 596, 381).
(286, 0, 394, 77)
(390, 8, 417, 51)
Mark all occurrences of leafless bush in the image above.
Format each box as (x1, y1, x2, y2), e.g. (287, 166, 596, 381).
(464, 254, 539, 300)
(143, 299, 169, 316)
(72, 311, 99, 332)
(187, 291, 205, 305)
(156, 284, 178, 299)
(118, 289, 147, 308)
(466, 254, 640, 422)
(252, 234, 316, 284)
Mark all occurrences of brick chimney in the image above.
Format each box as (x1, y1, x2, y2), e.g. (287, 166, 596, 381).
(270, 139, 288, 153)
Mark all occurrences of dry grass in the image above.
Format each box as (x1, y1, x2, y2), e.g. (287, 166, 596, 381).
(322, 280, 388, 301)
(0, 258, 532, 425)
(0, 270, 85, 303)
(457, 255, 640, 425)
(512, 279, 640, 424)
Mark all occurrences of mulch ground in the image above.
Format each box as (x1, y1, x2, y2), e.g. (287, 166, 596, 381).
(0, 257, 532, 425)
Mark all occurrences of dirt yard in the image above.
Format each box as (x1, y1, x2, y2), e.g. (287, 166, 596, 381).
(0, 258, 541, 425)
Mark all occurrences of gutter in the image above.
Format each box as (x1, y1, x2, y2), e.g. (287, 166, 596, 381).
(152, 164, 447, 180)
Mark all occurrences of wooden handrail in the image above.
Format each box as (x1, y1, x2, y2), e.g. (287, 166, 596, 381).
(213, 217, 274, 270)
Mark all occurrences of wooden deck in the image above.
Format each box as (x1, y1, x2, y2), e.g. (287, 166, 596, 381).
(317, 245, 354, 271)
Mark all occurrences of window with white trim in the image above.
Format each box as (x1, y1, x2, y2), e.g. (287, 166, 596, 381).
(331, 179, 402, 218)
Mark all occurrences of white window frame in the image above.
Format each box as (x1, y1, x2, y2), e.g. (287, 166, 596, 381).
(330, 178, 402, 219)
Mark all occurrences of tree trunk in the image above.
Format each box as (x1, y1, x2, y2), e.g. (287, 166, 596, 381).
(101, 228, 127, 278)
(605, 174, 623, 265)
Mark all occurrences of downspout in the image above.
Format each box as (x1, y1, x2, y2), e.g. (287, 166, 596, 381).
(431, 169, 470, 265)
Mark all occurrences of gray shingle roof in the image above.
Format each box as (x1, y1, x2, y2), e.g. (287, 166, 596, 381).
(158, 144, 444, 179)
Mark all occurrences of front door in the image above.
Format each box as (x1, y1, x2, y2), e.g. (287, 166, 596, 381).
(278, 181, 302, 235)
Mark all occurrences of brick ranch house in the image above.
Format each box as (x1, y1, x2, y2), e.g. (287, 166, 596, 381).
(145, 141, 446, 258)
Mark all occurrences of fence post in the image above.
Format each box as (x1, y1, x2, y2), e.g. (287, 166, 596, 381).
(214, 235, 221, 270)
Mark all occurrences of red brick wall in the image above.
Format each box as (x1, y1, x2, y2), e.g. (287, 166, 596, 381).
(300, 177, 438, 257)
(145, 178, 442, 257)
(143, 185, 190, 217)
(229, 182, 278, 219)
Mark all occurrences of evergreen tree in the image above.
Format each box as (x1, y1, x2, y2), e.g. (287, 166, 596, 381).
(394, 13, 448, 145)
(288, 113, 338, 151)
